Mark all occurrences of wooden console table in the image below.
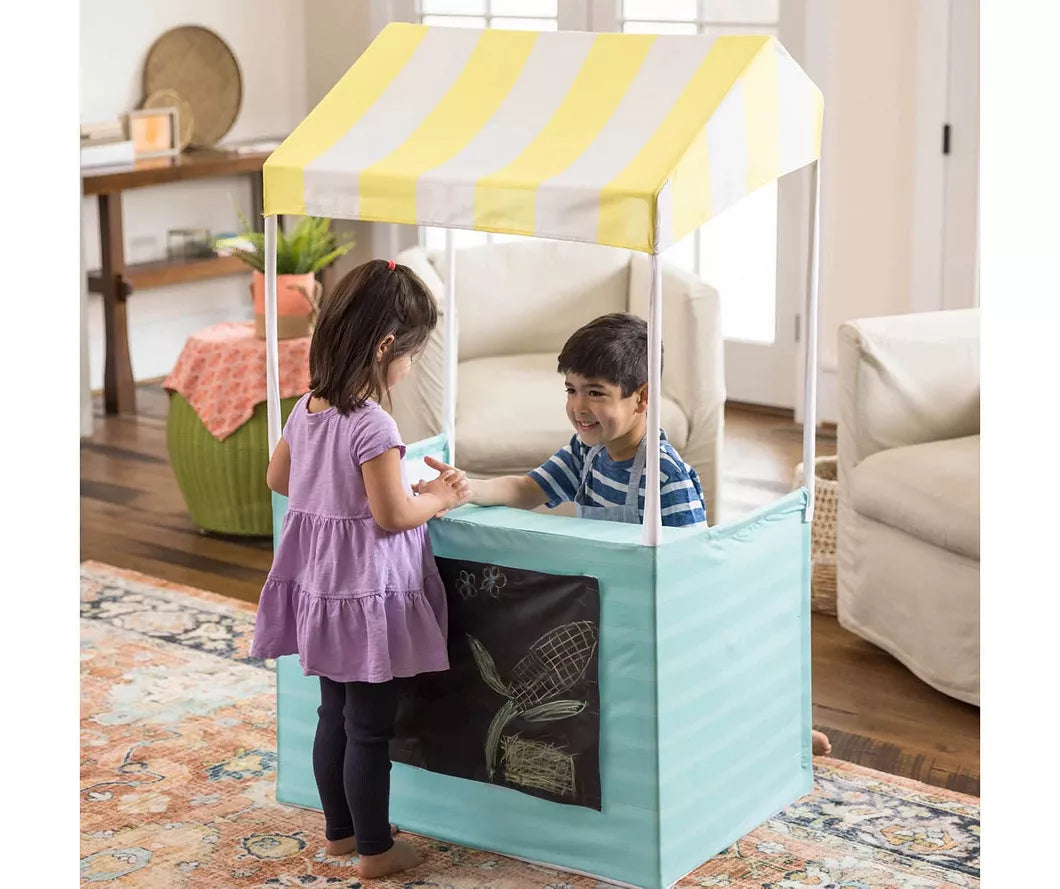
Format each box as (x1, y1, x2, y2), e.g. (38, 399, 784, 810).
(82, 149, 272, 415)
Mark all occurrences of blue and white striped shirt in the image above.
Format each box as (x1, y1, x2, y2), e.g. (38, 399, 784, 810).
(529, 432, 708, 527)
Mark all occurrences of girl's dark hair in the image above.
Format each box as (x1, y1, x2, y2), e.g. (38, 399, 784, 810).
(557, 313, 663, 397)
(308, 259, 437, 412)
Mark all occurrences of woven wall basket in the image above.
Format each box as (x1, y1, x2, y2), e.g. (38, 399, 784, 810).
(792, 456, 839, 615)
(143, 26, 242, 148)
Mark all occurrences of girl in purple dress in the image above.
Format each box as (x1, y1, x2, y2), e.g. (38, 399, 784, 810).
(251, 259, 469, 879)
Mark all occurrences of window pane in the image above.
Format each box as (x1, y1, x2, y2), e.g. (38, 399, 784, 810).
(491, 0, 557, 16)
(421, 227, 492, 250)
(491, 16, 558, 29)
(421, 14, 487, 27)
(423, 227, 447, 251)
(421, 0, 486, 13)
(698, 181, 777, 343)
(663, 233, 696, 274)
(490, 232, 538, 244)
(703, 23, 776, 37)
(623, 0, 696, 21)
(455, 230, 490, 248)
(702, 0, 779, 24)
(622, 20, 698, 34)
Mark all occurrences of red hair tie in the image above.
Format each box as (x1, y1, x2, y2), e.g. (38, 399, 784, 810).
(387, 259, 396, 270)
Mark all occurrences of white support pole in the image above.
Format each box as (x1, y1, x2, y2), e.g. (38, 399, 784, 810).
(641, 253, 664, 546)
(442, 230, 458, 463)
(264, 215, 282, 456)
(801, 159, 822, 523)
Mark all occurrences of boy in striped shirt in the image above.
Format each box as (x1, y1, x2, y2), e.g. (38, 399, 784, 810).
(421, 313, 708, 528)
(419, 312, 833, 756)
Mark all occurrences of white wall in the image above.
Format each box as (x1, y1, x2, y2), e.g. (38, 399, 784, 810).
(80, 0, 307, 391)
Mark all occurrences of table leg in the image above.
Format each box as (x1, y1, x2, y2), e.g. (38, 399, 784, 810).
(249, 171, 264, 232)
(98, 192, 135, 415)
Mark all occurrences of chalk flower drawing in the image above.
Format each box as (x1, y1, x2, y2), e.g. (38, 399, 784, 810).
(480, 566, 507, 598)
(456, 570, 477, 600)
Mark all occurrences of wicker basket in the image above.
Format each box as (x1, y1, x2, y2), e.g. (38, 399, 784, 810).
(792, 456, 839, 615)
(167, 392, 298, 536)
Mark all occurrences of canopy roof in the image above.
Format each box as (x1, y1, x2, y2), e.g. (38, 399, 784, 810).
(264, 23, 822, 254)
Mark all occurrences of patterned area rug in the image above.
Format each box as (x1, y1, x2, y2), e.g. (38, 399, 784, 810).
(80, 562, 980, 889)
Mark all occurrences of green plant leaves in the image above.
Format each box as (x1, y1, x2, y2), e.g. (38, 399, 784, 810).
(215, 207, 355, 275)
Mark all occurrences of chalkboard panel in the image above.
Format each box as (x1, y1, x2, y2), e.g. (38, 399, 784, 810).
(392, 557, 601, 810)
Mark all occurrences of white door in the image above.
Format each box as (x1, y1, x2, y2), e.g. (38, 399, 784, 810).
(595, 0, 810, 409)
(909, 0, 980, 314)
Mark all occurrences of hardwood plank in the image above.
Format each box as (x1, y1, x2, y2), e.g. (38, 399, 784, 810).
(816, 726, 979, 796)
(79, 440, 167, 465)
(80, 385, 980, 793)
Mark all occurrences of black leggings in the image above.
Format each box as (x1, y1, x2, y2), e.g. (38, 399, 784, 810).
(313, 677, 400, 855)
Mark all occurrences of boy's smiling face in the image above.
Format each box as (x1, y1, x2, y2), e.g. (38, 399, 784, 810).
(564, 373, 648, 460)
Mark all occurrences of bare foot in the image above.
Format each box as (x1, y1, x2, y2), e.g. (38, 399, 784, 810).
(357, 838, 422, 879)
(325, 836, 358, 857)
(812, 729, 832, 756)
(324, 825, 400, 857)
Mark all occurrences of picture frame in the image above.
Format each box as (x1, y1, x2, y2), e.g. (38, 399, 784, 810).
(126, 107, 180, 159)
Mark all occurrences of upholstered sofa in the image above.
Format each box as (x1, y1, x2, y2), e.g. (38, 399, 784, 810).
(390, 240, 726, 523)
(836, 309, 980, 704)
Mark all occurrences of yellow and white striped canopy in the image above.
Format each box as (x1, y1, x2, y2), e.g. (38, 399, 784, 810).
(264, 23, 822, 254)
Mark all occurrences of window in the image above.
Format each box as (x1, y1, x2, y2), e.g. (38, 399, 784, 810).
(417, 1, 561, 251)
(620, 0, 781, 343)
(419, 0, 558, 30)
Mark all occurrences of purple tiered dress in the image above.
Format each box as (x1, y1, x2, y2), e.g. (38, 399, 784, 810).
(250, 394, 449, 683)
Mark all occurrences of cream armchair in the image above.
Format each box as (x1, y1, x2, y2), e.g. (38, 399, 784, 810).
(390, 240, 726, 523)
(837, 309, 980, 704)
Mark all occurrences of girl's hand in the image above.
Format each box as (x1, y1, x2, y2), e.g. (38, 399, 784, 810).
(416, 469, 471, 512)
(414, 457, 472, 517)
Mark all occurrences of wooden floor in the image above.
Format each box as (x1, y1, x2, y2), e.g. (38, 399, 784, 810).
(81, 384, 980, 796)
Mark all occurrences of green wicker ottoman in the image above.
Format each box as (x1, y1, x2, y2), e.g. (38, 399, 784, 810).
(167, 392, 299, 536)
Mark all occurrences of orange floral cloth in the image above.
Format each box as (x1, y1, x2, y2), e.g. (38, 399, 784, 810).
(163, 322, 310, 440)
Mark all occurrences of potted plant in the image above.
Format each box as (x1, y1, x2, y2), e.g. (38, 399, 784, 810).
(216, 212, 355, 339)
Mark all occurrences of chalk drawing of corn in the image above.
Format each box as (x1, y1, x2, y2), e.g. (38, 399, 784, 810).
(467, 619, 599, 780)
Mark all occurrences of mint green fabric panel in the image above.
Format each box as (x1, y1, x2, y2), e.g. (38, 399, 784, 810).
(271, 453, 814, 889)
(404, 433, 450, 463)
(275, 655, 321, 812)
(271, 492, 288, 550)
(655, 490, 814, 887)
(388, 505, 661, 889)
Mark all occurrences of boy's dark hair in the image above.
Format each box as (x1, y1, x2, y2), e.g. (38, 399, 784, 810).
(557, 312, 663, 397)
(309, 259, 437, 413)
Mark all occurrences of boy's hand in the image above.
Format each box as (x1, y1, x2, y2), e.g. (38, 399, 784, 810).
(421, 455, 459, 477)
(417, 455, 546, 512)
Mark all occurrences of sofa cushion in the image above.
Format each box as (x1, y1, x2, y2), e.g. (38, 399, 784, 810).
(456, 353, 689, 476)
(428, 241, 631, 361)
(852, 434, 979, 560)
